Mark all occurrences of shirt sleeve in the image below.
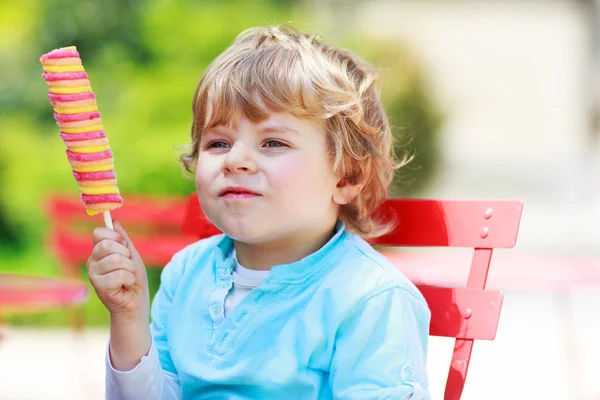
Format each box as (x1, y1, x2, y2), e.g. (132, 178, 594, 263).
(105, 251, 187, 400)
(150, 256, 182, 376)
(105, 336, 182, 399)
(329, 287, 431, 400)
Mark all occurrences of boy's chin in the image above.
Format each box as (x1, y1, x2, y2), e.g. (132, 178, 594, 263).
(225, 230, 269, 244)
(216, 221, 265, 243)
(221, 226, 284, 246)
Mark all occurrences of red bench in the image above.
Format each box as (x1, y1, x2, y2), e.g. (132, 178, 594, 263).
(45, 194, 199, 328)
(182, 194, 523, 400)
(0, 273, 88, 314)
(0, 272, 88, 340)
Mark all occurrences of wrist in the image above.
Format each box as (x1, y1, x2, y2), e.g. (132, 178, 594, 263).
(109, 315, 152, 371)
(109, 312, 150, 348)
(110, 309, 149, 326)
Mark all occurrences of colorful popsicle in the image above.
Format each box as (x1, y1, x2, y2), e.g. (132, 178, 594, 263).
(40, 46, 123, 220)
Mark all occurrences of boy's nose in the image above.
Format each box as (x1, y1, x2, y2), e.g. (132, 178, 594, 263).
(221, 142, 258, 174)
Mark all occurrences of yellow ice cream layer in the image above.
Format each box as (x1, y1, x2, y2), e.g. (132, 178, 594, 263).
(71, 163, 114, 172)
(61, 124, 104, 134)
(42, 64, 85, 73)
(79, 186, 120, 195)
(76, 179, 117, 187)
(85, 202, 122, 216)
(54, 106, 98, 114)
(50, 86, 92, 94)
(68, 144, 110, 154)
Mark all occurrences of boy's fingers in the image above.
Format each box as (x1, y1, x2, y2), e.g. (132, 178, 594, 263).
(89, 239, 130, 262)
(92, 226, 124, 246)
(94, 269, 136, 290)
(90, 254, 136, 277)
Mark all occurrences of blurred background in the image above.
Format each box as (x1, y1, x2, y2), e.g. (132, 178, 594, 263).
(0, 0, 599, 399)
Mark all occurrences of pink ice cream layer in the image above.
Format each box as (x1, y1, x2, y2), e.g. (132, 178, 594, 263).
(48, 92, 95, 102)
(81, 194, 123, 204)
(42, 72, 88, 81)
(40, 48, 80, 60)
(54, 111, 100, 122)
(72, 171, 116, 181)
(60, 130, 106, 141)
(66, 149, 112, 161)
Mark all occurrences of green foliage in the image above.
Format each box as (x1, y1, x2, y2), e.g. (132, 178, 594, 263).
(352, 42, 443, 197)
(0, 0, 441, 326)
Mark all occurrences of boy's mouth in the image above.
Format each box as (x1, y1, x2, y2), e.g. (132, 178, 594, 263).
(219, 186, 261, 197)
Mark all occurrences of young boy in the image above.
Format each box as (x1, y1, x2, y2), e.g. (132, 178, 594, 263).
(88, 25, 431, 399)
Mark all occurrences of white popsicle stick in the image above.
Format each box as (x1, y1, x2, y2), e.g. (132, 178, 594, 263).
(103, 210, 114, 230)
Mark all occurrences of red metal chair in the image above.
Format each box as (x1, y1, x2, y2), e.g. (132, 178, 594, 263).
(46, 194, 199, 272)
(0, 273, 88, 315)
(181, 194, 523, 400)
(0, 272, 89, 339)
(45, 194, 199, 328)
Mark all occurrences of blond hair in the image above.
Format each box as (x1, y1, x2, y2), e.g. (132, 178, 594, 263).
(181, 25, 408, 238)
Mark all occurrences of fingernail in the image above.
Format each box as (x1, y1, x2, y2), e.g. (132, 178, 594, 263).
(122, 240, 128, 247)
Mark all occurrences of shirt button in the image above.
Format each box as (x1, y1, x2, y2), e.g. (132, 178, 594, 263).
(400, 364, 419, 383)
(210, 302, 222, 315)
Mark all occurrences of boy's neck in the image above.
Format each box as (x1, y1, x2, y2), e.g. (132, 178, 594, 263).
(233, 222, 338, 271)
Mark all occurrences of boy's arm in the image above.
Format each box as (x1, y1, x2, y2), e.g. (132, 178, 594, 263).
(105, 337, 181, 399)
(105, 255, 185, 400)
(329, 287, 431, 400)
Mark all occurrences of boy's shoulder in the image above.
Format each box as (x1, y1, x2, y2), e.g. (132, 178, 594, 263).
(323, 232, 427, 307)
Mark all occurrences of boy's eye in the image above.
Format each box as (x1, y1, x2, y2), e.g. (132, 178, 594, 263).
(207, 141, 230, 149)
(263, 140, 287, 148)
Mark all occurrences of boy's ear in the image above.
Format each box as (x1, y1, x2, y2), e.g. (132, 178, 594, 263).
(333, 177, 361, 205)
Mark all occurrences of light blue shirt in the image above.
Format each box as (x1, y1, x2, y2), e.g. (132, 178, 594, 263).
(110, 221, 431, 399)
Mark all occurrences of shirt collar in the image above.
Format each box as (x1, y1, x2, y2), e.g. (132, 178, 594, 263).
(213, 220, 348, 284)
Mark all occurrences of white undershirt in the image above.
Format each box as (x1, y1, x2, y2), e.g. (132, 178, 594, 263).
(224, 249, 270, 317)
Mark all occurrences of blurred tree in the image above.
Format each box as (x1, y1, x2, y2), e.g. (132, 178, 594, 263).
(0, 0, 441, 326)
(35, 0, 152, 64)
(0, 168, 21, 249)
(385, 66, 442, 197)
(300, 0, 442, 197)
(354, 43, 442, 197)
(1, 0, 152, 124)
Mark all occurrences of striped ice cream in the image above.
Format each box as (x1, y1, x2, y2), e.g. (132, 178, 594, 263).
(40, 46, 123, 216)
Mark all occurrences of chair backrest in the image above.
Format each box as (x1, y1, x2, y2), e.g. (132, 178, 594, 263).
(45, 194, 199, 272)
(0, 273, 88, 315)
(181, 194, 523, 400)
(374, 199, 522, 399)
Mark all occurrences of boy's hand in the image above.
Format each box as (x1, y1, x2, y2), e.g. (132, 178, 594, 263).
(87, 220, 150, 322)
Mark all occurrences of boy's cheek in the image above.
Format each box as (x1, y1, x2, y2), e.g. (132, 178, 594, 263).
(195, 161, 218, 186)
(271, 169, 306, 193)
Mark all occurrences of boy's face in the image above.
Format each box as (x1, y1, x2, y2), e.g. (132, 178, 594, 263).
(195, 112, 345, 244)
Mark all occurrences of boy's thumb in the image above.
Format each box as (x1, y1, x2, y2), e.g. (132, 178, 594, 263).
(113, 220, 142, 261)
